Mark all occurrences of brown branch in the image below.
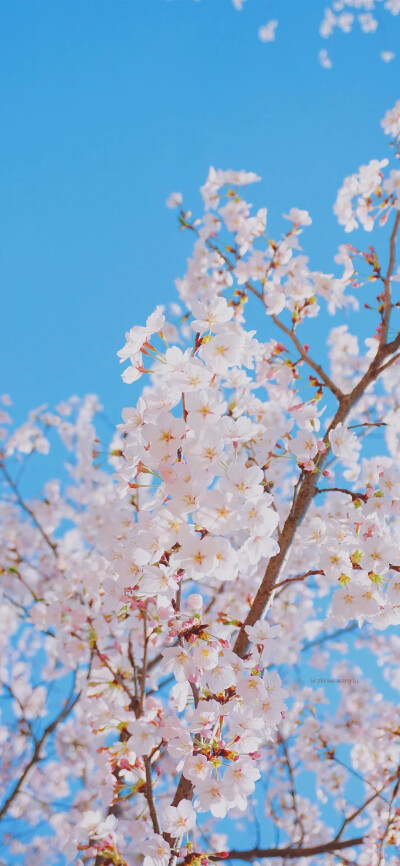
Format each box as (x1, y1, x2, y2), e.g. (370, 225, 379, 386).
(280, 733, 305, 844)
(148, 650, 165, 673)
(190, 682, 200, 708)
(0, 677, 79, 823)
(375, 348, 400, 376)
(348, 421, 387, 429)
(144, 755, 161, 835)
(140, 608, 148, 714)
(212, 836, 364, 861)
(271, 314, 344, 400)
(315, 487, 367, 503)
(171, 773, 193, 808)
(128, 634, 139, 700)
(334, 787, 388, 843)
(0, 462, 58, 556)
(380, 209, 400, 348)
(274, 569, 323, 591)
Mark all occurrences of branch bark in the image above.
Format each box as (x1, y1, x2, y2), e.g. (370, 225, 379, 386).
(213, 835, 364, 860)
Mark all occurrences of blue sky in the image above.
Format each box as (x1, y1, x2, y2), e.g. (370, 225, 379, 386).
(1, 0, 400, 429)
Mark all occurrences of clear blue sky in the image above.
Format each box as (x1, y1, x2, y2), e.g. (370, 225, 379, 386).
(1, 0, 400, 430)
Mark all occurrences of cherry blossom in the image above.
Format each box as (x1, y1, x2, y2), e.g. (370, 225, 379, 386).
(162, 800, 196, 836)
(258, 20, 278, 43)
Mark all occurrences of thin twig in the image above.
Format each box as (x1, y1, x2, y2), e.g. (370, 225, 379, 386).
(0, 462, 58, 556)
(144, 755, 161, 834)
(271, 314, 344, 400)
(280, 732, 305, 844)
(334, 784, 390, 841)
(302, 624, 357, 652)
(0, 676, 79, 822)
(274, 569, 324, 591)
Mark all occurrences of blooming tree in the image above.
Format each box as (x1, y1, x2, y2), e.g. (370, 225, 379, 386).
(2, 101, 400, 866)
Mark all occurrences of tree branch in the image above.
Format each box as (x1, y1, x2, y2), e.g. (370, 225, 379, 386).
(315, 487, 367, 503)
(271, 314, 344, 400)
(274, 569, 323, 591)
(334, 785, 389, 842)
(0, 677, 79, 823)
(379, 209, 400, 348)
(279, 733, 305, 843)
(0, 462, 58, 557)
(144, 755, 160, 835)
(213, 836, 364, 861)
